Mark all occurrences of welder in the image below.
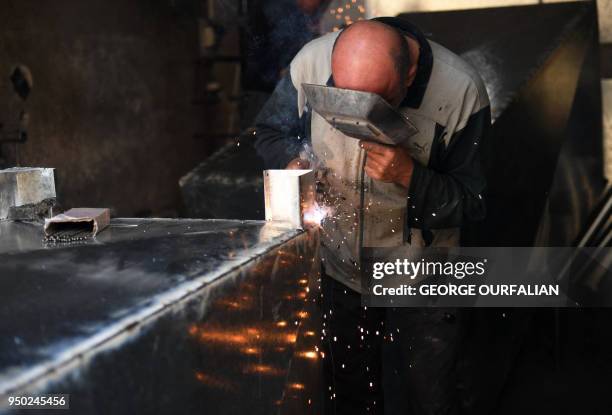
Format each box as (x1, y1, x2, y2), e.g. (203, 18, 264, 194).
(254, 18, 490, 415)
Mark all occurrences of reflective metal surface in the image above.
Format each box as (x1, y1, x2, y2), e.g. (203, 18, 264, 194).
(264, 169, 315, 229)
(0, 219, 322, 414)
(180, 141, 266, 220)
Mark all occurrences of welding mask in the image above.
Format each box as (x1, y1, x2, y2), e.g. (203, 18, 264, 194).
(302, 83, 419, 145)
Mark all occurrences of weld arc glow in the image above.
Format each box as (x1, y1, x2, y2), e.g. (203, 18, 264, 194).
(303, 202, 333, 227)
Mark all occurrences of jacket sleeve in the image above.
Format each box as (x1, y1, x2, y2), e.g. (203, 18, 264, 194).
(407, 105, 490, 230)
(253, 72, 308, 169)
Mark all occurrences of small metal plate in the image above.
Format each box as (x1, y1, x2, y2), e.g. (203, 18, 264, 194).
(302, 83, 418, 145)
(263, 169, 315, 229)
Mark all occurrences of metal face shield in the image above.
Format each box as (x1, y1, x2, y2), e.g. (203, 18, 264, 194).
(302, 83, 419, 145)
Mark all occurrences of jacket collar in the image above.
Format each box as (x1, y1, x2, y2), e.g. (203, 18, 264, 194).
(373, 17, 433, 109)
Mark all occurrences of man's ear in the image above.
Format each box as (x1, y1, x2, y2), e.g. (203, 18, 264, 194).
(406, 64, 418, 88)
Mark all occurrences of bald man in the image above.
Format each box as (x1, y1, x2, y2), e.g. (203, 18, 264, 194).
(255, 18, 490, 415)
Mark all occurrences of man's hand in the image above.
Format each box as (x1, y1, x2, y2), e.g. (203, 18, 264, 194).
(360, 141, 414, 189)
(286, 158, 311, 170)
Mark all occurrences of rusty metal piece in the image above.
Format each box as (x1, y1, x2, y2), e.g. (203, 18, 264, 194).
(44, 208, 111, 241)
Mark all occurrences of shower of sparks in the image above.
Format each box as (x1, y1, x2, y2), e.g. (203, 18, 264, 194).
(303, 202, 334, 227)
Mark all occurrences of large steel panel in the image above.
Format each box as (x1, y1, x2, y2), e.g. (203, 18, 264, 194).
(0, 219, 322, 414)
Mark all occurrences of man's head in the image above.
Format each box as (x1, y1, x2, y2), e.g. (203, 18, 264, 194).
(331, 21, 413, 107)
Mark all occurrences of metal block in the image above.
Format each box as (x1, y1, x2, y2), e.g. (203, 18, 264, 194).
(0, 167, 55, 220)
(264, 169, 315, 229)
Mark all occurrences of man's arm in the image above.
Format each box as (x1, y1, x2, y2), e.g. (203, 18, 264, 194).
(361, 105, 490, 230)
(408, 106, 490, 229)
(254, 73, 309, 169)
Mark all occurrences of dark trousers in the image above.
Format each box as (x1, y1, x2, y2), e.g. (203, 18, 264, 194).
(321, 273, 467, 415)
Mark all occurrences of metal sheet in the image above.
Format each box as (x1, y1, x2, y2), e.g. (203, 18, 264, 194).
(180, 140, 266, 220)
(264, 169, 315, 229)
(0, 219, 322, 414)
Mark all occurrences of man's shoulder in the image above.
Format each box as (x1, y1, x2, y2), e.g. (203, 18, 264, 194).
(290, 32, 339, 85)
(294, 31, 340, 61)
(428, 40, 490, 111)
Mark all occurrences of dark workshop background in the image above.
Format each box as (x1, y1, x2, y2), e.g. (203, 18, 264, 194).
(0, 0, 327, 217)
(0, 0, 207, 217)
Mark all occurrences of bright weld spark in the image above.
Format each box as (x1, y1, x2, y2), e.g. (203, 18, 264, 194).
(303, 202, 334, 227)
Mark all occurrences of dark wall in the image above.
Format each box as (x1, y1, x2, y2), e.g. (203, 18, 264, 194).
(0, 0, 209, 216)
